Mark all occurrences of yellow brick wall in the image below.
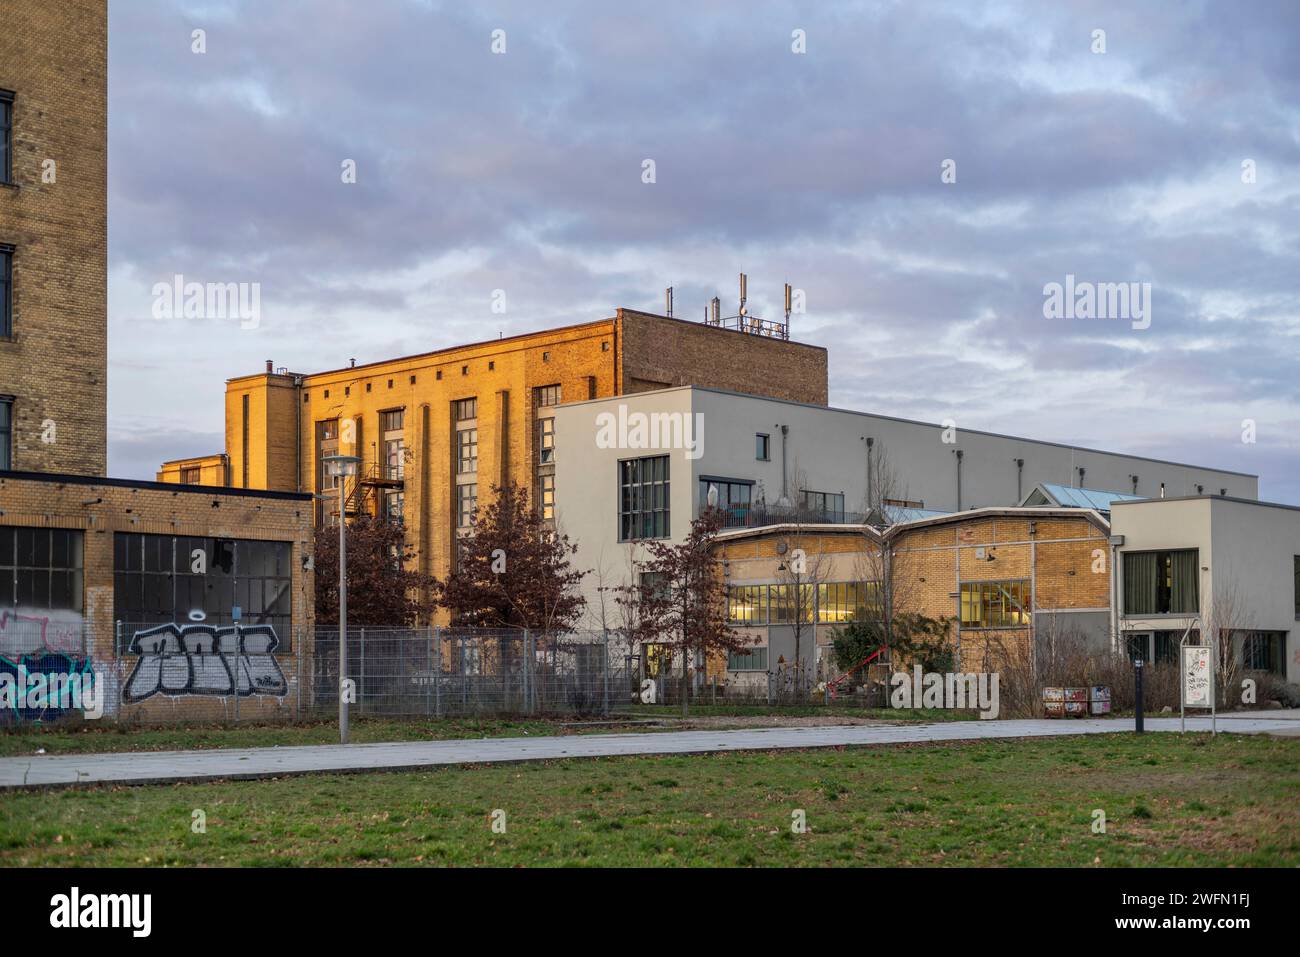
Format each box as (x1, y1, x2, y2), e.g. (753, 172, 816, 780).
(710, 513, 1111, 672)
(0, 0, 108, 476)
(0, 473, 314, 723)
(156, 453, 229, 486)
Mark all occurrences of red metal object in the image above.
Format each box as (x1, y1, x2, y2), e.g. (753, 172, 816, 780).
(828, 647, 885, 700)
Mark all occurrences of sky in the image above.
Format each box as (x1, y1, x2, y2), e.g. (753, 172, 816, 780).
(105, 0, 1300, 503)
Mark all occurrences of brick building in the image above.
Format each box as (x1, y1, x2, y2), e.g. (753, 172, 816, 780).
(711, 507, 1112, 691)
(0, 0, 108, 476)
(159, 309, 829, 597)
(1, 470, 315, 722)
(1, 2, 317, 725)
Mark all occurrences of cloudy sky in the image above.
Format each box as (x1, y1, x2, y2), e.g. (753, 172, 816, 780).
(106, 0, 1300, 503)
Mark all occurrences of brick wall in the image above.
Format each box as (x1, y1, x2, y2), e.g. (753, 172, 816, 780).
(0, 0, 108, 476)
(0, 472, 314, 723)
(617, 309, 829, 405)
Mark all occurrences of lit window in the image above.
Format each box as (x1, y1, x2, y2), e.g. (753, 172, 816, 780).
(457, 428, 478, 474)
(539, 473, 555, 521)
(960, 580, 1029, 627)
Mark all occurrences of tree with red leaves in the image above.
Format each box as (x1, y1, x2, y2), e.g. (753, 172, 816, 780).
(634, 508, 746, 715)
(433, 482, 587, 633)
(314, 514, 437, 627)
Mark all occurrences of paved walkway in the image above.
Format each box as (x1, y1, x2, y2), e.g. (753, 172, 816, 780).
(3, 712, 1296, 789)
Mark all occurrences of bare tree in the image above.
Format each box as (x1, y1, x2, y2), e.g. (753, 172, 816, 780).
(1200, 574, 1256, 709)
(771, 525, 832, 698)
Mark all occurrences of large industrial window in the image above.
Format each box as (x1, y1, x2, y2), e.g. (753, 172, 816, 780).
(618, 455, 670, 541)
(727, 584, 768, 624)
(0, 527, 84, 612)
(113, 533, 293, 643)
(453, 397, 477, 421)
(960, 580, 1029, 628)
(0, 91, 11, 185)
(770, 583, 815, 624)
(817, 581, 882, 623)
(534, 384, 561, 408)
(1123, 549, 1199, 615)
(727, 647, 769, 672)
(0, 397, 11, 470)
(0, 244, 12, 338)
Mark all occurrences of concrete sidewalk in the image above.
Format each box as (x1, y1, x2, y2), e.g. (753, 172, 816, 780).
(3, 712, 1297, 789)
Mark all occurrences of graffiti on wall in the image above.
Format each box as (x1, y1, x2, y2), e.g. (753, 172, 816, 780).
(0, 609, 94, 722)
(0, 650, 97, 722)
(0, 609, 84, 657)
(123, 623, 288, 703)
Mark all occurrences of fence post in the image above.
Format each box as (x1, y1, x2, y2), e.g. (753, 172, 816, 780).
(603, 628, 610, 716)
(433, 627, 442, 718)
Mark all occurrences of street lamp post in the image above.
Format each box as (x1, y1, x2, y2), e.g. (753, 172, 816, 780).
(323, 454, 361, 744)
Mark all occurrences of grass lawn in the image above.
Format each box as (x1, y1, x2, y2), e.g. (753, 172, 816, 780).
(0, 707, 966, 757)
(2, 733, 1295, 867)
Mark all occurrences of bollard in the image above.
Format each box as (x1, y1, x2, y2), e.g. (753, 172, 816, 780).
(1134, 658, 1144, 734)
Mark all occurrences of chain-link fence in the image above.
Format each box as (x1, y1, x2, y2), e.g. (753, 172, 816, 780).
(310, 627, 637, 718)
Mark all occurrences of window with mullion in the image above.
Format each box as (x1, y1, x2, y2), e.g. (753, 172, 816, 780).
(0, 91, 11, 186)
(0, 245, 12, 338)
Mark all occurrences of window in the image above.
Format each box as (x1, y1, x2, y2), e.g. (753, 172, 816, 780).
(383, 490, 405, 523)
(453, 397, 476, 421)
(700, 478, 752, 524)
(538, 473, 555, 521)
(802, 489, 845, 521)
(0, 90, 11, 185)
(537, 417, 555, 464)
(1123, 550, 1199, 615)
(960, 580, 1029, 627)
(0, 397, 11, 470)
(457, 483, 477, 527)
(756, 433, 770, 461)
(619, 455, 670, 541)
(113, 533, 292, 645)
(180, 466, 202, 485)
(727, 585, 768, 624)
(535, 384, 562, 408)
(0, 527, 84, 612)
(457, 427, 478, 474)
(770, 583, 814, 624)
(1, 244, 12, 338)
(1294, 556, 1299, 619)
(1126, 630, 1193, 665)
(1241, 631, 1285, 676)
(381, 409, 405, 480)
(727, 647, 769, 672)
(817, 581, 882, 623)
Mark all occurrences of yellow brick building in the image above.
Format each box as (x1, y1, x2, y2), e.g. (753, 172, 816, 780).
(162, 309, 829, 598)
(1, 471, 315, 723)
(0, 0, 108, 476)
(711, 507, 1113, 690)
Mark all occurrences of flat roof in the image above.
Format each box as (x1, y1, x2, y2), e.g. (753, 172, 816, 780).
(0, 470, 313, 502)
(1111, 494, 1300, 514)
(560, 384, 1257, 480)
(229, 316, 618, 384)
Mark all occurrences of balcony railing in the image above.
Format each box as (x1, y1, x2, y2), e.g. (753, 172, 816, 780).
(705, 502, 868, 530)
